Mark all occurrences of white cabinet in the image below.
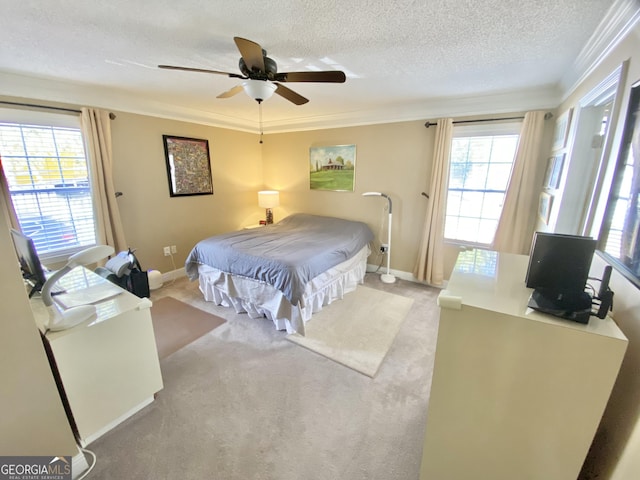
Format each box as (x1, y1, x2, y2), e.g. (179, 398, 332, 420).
(31, 267, 163, 446)
(420, 249, 627, 480)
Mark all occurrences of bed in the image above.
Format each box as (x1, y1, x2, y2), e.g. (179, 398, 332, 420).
(185, 213, 374, 335)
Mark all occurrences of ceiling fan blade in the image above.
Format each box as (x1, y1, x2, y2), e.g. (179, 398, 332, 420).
(216, 85, 245, 99)
(275, 71, 346, 83)
(158, 65, 243, 78)
(234, 37, 265, 73)
(274, 83, 309, 105)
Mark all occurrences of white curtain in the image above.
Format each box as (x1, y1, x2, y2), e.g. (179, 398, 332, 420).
(0, 155, 19, 233)
(492, 110, 546, 254)
(414, 118, 453, 286)
(81, 108, 127, 252)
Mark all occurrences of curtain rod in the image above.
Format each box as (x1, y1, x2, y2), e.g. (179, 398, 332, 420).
(424, 116, 523, 128)
(0, 100, 81, 114)
(424, 112, 553, 128)
(0, 100, 117, 119)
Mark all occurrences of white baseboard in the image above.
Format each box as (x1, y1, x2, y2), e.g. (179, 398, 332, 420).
(366, 264, 446, 289)
(161, 267, 186, 283)
(159, 264, 444, 289)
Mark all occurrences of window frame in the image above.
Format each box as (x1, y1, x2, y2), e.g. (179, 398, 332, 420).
(444, 121, 522, 247)
(596, 78, 640, 290)
(0, 108, 97, 264)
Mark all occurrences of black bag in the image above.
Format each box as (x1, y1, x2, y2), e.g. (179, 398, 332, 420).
(122, 249, 150, 298)
(125, 268, 150, 298)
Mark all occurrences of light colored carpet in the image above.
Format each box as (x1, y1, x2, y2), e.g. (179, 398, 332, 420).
(151, 296, 226, 359)
(287, 286, 414, 377)
(86, 274, 441, 480)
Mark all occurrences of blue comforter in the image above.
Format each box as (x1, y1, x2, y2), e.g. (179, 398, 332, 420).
(185, 213, 374, 305)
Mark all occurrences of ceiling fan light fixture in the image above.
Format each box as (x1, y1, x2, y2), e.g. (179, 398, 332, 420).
(160, 37, 345, 106)
(242, 79, 277, 103)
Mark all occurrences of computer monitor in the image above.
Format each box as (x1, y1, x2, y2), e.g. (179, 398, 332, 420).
(525, 232, 597, 324)
(10, 228, 48, 297)
(525, 232, 597, 294)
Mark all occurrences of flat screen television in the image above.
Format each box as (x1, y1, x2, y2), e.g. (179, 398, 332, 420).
(10, 228, 48, 297)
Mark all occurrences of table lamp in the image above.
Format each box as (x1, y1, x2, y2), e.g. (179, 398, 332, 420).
(258, 190, 279, 224)
(41, 244, 115, 331)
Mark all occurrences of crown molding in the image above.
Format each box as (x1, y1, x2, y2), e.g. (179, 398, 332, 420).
(0, 71, 559, 134)
(560, 0, 640, 100)
(0, 71, 257, 133)
(262, 87, 561, 133)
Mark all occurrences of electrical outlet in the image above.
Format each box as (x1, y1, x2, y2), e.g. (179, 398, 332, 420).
(380, 244, 389, 253)
(171, 245, 177, 254)
(163, 246, 171, 256)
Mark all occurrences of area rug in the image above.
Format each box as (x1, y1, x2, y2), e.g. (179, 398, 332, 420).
(151, 296, 226, 360)
(287, 286, 414, 377)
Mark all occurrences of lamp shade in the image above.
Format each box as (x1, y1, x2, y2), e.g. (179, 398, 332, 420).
(242, 80, 277, 102)
(258, 190, 280, 208)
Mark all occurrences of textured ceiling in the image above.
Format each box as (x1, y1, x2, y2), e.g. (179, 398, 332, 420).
(0, 0, 634, 132)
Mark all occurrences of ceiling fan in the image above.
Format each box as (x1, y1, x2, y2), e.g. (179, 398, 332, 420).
(158, 37, 346, 105)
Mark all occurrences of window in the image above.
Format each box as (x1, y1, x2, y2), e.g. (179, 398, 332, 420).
(444, 123, 520, 245)
(0, 120, 97, 259)
(598, 79, 640, 288)
(600, 139, 633, 258)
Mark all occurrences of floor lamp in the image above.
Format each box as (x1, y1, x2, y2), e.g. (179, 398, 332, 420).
(362, 192, 396, 284)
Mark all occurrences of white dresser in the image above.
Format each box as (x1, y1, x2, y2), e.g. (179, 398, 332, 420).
(420, 249, 628, 480)
(30, 267, 163, 447)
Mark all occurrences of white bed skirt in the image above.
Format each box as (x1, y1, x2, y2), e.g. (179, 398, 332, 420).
(196, 245, 370, 335)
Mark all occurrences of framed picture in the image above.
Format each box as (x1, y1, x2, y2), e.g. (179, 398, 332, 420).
(538, 192, 553, 225)
(162, 135, 213, 197)
(552, 108, 573, 151)
(543, 154, 565, 189)
(549, 153, 565, 189)
(309, 144, 356, 191)
(543, 156, 555, 188)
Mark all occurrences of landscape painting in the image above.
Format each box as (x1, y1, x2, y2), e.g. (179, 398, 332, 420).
(309, 144, 356, 191)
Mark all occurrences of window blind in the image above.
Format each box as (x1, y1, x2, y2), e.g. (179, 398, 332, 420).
(0, 122, 97, 257)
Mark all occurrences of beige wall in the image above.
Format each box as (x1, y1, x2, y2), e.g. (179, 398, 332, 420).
(0, 204, 78, 455)
(262, 121, 433, 274)
(261, 116, 556, 279)
(109, 112, 263, 273)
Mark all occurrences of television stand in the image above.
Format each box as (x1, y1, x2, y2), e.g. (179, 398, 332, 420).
(528, 288, 592, 324)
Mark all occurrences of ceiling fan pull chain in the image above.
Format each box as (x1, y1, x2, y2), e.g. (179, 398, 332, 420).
(259, 101, 264, 144)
